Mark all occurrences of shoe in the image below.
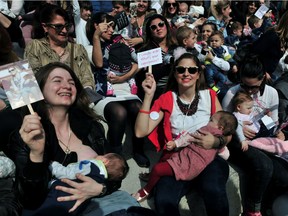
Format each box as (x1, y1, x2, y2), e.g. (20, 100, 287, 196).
(131, 85, 138, 95)
(106, 89, 114, 96)
(139, 172, 150, 182)
(132, 188, 149, 202)
(211, 85, 220, 94)
(133, 153, 150, 168)
(244, 211, 262, 216)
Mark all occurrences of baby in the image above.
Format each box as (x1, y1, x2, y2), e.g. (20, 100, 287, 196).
(104, 34, 138, 96)
(132, 111, 237, 202)
(232, 90, 288, 157)
(204, 31, 237, 93)
(171, 2, 194, 28)
(32, 153, 129, 216)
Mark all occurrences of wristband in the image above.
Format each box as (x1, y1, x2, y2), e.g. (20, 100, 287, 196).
(139, 109, 150, 114)
(99, 183, 107, 196)
(217, 135, 226, 149)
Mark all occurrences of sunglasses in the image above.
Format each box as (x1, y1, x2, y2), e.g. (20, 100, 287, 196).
(46, 23, 72, 33)
(240, 83, 261, 93)
(176, 66, 198, 74)
(150, 21, 165, 31)
(167, 3, 178, 7)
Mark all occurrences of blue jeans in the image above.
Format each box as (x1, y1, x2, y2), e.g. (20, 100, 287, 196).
(228, 137, 274, 212)
(154, 156, 229, 216)
(205, 64, 227, 88)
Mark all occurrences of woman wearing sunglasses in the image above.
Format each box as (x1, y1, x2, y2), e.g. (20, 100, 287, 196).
(135, 52, 231, 216)
(24, 3, 95, 90)
(222, 55, 288, 216)
(161, 0, 179, 27)
(136, 14, 176, 102)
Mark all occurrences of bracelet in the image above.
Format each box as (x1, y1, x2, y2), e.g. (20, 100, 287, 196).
(139, 109, 150, 114)
(99, 183, 107, 196)
(217, 135, 226, 149)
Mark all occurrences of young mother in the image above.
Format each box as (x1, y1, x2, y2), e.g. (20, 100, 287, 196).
(135, 53, 231, 216)
(6, 63, 140, 216)
(86, 12, 149, 167)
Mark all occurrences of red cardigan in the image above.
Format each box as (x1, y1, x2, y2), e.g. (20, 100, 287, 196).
(148, 90, 216, 152)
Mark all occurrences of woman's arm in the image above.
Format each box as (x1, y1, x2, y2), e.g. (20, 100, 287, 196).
(108, 63, 138, 84)
(135, 73, 163, 137)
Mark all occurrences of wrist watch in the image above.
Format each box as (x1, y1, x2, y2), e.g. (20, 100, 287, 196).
(99, 183, 107, 196)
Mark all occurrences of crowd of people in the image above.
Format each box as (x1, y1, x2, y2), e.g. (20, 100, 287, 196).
(1, 0, 288, 216)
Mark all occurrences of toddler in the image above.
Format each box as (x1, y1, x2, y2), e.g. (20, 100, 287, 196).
(224, 21, 243, 49)
(232, 91, 288, 157)
(132, 111, 237, 202)
(32, 153, 129, 216)
(104, 34, 138, 96)
(248, 14, 272, 41)
(204, 31, 237, 93)
(171, 2, 194, 28)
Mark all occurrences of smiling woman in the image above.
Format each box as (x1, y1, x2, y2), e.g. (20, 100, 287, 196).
(24, 3, 95, 90)
(6, 62, 144, 216)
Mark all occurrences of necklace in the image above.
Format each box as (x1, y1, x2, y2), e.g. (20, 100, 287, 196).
(176, 94, 199, 116)
(58, 127, 72, 154)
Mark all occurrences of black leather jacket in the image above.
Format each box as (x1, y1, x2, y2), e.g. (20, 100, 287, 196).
(7, 107, 121, 210)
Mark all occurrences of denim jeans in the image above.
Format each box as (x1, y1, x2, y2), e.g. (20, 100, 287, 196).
(205, 64, 228, 89)
(154, 156, 229, 216)
(228, 136, 274, 212)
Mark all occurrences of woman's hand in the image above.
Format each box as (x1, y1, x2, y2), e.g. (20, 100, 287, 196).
(94, 21, 113, 38)
(126, 37, 143, 47)
(191, 130, 216, 149)
(243, 121, 257, 140)
(142, 73, 156, 97)
(276, 130, 285, 141)
(205, 50, 215, 61)
(56, 174, 103, 213)
(0, 99, 6, 110)
(19, 113, 45, 162)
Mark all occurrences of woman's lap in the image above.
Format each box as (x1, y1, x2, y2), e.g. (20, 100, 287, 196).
(154, 156, 229, 216)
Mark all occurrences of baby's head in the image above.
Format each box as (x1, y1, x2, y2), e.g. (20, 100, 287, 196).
(209, 111, 238, 136)
(232, 90, 254, 115)
(179, 2, 189, 15)
(209, 31, 224, 48)
(248, 15, 263, 29)
(97, 153, 129, 181)
(176, 26, 197, 49)
(230, 21, 243, 37)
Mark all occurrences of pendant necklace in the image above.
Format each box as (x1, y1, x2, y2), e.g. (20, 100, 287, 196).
(58, 126, 72, 154)
(176, 93, 199, 116)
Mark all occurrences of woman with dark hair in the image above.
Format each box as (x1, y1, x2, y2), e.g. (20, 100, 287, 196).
(136, 13, 176, 101)
(161, 0, 179, 27)
(7, 62, 142, 216)
(222, 55, 288, 216)
(135, 52, 231, 216)
(24, 3, 94, 89)
(251, 10, 288, 81)
(86, 12, 149, 167)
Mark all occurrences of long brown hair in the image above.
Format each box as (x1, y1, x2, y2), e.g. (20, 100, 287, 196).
(35, 62, 103, 122)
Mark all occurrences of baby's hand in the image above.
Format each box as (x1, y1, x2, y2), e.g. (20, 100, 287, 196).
(232, 65, 238, 73)
(241, 140, 249, 151)
(166, 141, 176, 151)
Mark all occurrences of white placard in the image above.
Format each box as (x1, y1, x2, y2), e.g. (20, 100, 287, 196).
(261, 115, 276, 130)
(255, 4, 269, 19)
(137, 48, 163, 69)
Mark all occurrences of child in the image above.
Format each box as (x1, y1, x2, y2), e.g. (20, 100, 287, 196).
(204, 31, 237, 93)
(171, 2, 194, 28)
(104, 34, 138, 96)
(247, 13, 273, 41)
(132, 111, 237, 202)
(232, 90, 288, 156)
(32, 153, 129, 216)
(224, 21, 243, 49)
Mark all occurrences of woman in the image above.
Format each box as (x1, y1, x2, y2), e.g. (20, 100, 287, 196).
(208, 0, 232, 38)
(126, 0, 155, 49)
(136, 14, 176, 101)
(24, 3, 95, 89)
(222, 55, 288, 215)
(251, 10, 288, 82)
(7, 62, 140, 215)
(135, 53, 230, 216)
(161, 0, 179, 27)
(86, 12, 149, 167)
(198, 21, 217, 43)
